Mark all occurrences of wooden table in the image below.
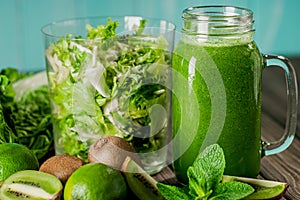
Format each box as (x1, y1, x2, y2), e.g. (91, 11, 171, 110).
(153, 56, 300, 199)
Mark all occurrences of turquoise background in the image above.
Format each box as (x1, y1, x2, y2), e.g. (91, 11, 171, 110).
(0, 0, 299, 72)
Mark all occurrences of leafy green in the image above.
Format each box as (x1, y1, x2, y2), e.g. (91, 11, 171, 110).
(86, 18, 118, 39)
(187, 144, 225, 198)
(0, 103, 16, 143)
(157, 184, 193, 200)
(210, 182, 254, 200)
(157, 144, 255, 200)
(135, 19, 147, 35)
(0, 68, 53, 160)
(45, 18, 171, 161)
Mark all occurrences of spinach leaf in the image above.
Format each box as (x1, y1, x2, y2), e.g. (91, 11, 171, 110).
(0, 69, 53, 160)
(0, 104, 16, 143)
(0, 74, 17, 143)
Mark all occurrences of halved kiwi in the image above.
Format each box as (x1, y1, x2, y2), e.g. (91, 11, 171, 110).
(121, 156, 163, 200)
(0, 170, 63, 200)
(222, 175, 288, 200)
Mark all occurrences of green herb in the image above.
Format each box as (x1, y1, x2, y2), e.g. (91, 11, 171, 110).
(157, 184, 193, 200)
(157, 144, 255, 200)
(0, 68, 53, 160)
(210, 181, 255, 199)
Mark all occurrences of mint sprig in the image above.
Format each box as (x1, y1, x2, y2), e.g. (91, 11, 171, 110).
(157, 144, 255, 200)
(157, 184, 193, 200)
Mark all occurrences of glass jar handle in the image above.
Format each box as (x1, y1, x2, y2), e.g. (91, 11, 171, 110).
(262, 54, 298, 157)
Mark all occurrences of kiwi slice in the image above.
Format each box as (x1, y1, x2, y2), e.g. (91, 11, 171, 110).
(121, 156, 163, 200)
(0, 170, 63, 200)
(222, 175, 288, 200)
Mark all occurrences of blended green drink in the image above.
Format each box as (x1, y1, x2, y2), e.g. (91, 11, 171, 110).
(172, 37, 263, 183)
(172, 5, 298, 184)
(172, 6, 264, 183)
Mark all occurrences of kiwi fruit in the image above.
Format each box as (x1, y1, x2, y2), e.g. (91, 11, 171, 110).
(39, 154, 85, 184)
(121, 156, 163, 200)
(222, 175, 288, 200)
(0, 170, 63, 200)
(88, 136, 142, 170)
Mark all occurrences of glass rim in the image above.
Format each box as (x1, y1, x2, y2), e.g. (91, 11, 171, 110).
(181, 5, 254, 37)
(183, 5, 253, 21)
(41, 15, 176, 38)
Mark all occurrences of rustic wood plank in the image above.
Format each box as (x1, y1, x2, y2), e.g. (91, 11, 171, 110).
(153, 165, 178, 184)
(260, 113, 300, 200)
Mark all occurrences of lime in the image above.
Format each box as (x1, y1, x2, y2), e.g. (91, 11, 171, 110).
(64, 163, 127, 200)
(223, 175, 289, 199)
(0, 143, 39, 183)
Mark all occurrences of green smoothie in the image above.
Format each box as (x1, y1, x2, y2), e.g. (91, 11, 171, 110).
(172, 36, 263, 183)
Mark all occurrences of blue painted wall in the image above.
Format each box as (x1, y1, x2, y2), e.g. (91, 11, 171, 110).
(0, 0, 299, 72)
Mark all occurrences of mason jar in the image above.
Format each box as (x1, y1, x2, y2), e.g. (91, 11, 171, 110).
(171, 6, 298, 183)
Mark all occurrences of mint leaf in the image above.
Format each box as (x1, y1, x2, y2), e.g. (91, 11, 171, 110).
(210, 182, 254, 200)
(157, 144, 254, 200)
(187, 144, 225, 198)
(157, 183, 194, 200)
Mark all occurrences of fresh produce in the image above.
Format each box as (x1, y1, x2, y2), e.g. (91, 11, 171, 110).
(121, 156, 163, 200)
(0, 68, 53, 161)
(157, 144, 289, 200)
(0, 143, 39, 183)
(0, 170, 62, 200)
(64, 163, 127, 200)
(45, 18, 171, 162)
(0, 137, 289, 199)
(88, 136, 142, 170)
(157, 144, 255, 200)
(39, 154, 85, 184)
(222, 175, 289, 200)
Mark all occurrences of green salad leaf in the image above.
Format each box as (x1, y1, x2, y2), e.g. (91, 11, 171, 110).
(86, 17, 119, 39)
(157, 144, 255, 200)
(0, 68, 53, 160)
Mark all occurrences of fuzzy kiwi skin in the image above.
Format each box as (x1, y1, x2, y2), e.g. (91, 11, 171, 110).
(88, 136, 142, 170)
(39, 154, 85, 184)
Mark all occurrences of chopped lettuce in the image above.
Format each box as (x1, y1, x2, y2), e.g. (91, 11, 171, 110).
(86, 18, 119, 39)
(45, 19, 171, 161)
